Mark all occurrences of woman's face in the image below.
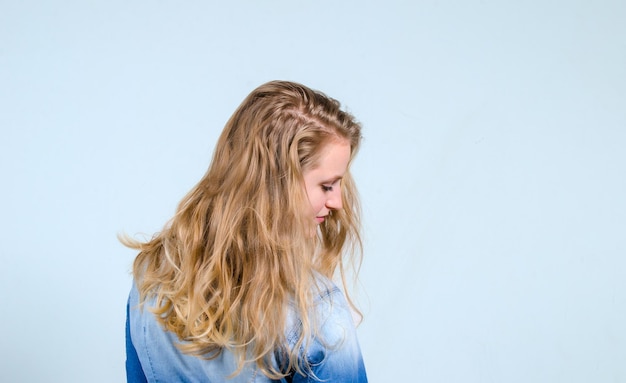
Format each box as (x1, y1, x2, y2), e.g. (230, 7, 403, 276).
(302, 139, 351, 225)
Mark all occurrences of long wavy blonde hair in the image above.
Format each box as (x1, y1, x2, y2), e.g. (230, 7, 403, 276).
(123, 80, 362, 378)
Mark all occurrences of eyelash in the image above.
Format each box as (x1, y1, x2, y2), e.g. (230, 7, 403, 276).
(322, 185, 333, 192)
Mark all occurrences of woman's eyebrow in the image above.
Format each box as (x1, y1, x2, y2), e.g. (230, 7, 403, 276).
(322, 176, 343, 184)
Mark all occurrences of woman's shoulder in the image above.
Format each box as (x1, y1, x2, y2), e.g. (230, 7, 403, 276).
(285, 276, 359, 344)
(283, 277, 367, 381)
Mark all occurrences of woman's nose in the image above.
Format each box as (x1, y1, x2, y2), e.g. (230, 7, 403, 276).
(325, 187, 343, 210)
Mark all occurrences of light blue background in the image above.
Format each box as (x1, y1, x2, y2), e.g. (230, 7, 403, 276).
(1, 1, 625, 382)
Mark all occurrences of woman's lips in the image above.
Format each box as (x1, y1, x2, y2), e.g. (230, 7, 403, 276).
(315, 216, 325, 224)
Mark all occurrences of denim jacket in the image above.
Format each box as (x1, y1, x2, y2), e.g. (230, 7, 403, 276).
(126, 280, 368, 382)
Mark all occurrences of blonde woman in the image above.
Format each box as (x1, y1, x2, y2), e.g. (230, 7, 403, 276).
(124, 80, 368, 382)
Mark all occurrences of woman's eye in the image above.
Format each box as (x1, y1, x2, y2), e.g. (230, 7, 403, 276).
(322, 184, 333, 192)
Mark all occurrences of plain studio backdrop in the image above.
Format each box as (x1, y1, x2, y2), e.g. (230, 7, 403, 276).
(1, 1, 625, 382)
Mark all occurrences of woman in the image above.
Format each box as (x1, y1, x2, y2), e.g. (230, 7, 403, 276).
(124, 80, 368, 382)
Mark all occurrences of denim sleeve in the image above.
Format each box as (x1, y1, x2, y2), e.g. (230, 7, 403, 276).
(289, 286, 368, 383)
(125, 299, 148, 383)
